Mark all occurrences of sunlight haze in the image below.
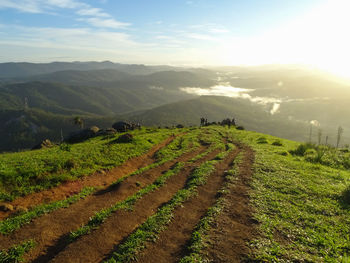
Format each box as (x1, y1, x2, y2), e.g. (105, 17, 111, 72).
(0, 0, 349, 78)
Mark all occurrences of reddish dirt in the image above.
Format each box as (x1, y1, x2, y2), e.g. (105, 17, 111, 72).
(205, 144, 257, 263)
(42, 148, 222, 263)
(0, 146, 207, 260)
(0, 135, 177, 220)
(135, 147, 241, 263)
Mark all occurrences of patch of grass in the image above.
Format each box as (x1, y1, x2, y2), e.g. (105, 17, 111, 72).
(0, 128, 173, 201)
(104, 149, 230, 263)
(0, 240, 36, 263)
(0, 187, 95, 234)
(290, 142, 350, 170)
(228, 128, 350, 262)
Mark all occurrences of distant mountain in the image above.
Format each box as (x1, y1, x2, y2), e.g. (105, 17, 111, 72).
(0, 80, 197, 116)
(0, 61, 185, 79)
(13, 69, 216, 89)
(125, 95, 350, 146)
(125, 96, 310, 142)
(1, 63, 350, 152)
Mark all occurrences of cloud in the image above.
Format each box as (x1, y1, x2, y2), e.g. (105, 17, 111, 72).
(0, 0, 84, 13)
(0, 25, 137, 52)
(270, 103, 280, 115)
(186, 33, 217, 41)
(0, 0, 130, 30)
(76, 7, 109, 17)
(78, 17, 131, 29)
(310, 120, 320, 127)
(189, 23, 229, 34)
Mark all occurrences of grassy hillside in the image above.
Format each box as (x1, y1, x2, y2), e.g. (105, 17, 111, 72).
(0, 127, 173, 201)
(0, 126, 349, 262)
(230, 128, 350, 262)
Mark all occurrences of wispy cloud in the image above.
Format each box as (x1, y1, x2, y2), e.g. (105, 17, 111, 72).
(0, 0, 83, 13)
(189, 23, 229, 34)
(76, 7, 109, 17)
(0, 0, 130, 29)
(186, 33, 217, 41)
(78, 17, 130, 29)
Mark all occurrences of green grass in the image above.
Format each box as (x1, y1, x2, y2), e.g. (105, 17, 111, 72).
(0, 240, 36, 263)
(227, 127, 350, 262)
(0, 128, 173, 201)
(290, 142, 350, 170)
(0, 187, 95, 235)
(104, 148, 232, 263)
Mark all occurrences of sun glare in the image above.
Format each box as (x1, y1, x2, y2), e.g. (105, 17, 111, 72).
(222, 0, 350, 79)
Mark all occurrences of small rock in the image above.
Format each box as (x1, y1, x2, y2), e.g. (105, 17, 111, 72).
(116, 133, 134, 143)
(0, 203, 14, 212)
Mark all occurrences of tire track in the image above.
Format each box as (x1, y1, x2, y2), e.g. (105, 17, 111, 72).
(0, 142, 205, 261)
(133, 146, 241, 263)
(205, 144, 257, 263)
(47, 148, 222, 263)
(0, 134, 178, 221)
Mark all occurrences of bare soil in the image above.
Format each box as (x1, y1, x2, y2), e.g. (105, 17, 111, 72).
(46, 148, 221, 263)
(135, 147, 242, 263)
(0, 135, 177, 220)
(0, 143, 205, 262)
(205, 144, 257, 263)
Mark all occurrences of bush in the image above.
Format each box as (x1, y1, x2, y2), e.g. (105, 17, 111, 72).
(304, 149, 318, 162)
(341, 185, 350, 206)
(236, 126, 245, 130)
(272, 140, 283, 146)
(257, 137, 268, 144)
(59, 143, 71, 152)
(290, 143, 315, 156)
(277, 151, 289, 156)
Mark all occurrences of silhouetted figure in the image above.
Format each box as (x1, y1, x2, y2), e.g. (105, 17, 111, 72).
(232, 118, 236, 126)
(200, 117, 205, 126)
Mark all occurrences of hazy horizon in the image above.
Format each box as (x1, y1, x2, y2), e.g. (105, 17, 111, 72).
(1, 0, 350, 78)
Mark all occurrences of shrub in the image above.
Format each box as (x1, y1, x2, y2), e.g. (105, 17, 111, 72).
(304, 149, 317, 162)
(272, 140, 283, 146)
(257, 137, 268, 144)
(278, 151, 289, 156)
(59, 143, 71, 152)
(341, 185, 350, 206)
(290, 143, 315, 156)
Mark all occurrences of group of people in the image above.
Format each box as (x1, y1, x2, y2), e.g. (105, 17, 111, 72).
(200, 117, 236, 127)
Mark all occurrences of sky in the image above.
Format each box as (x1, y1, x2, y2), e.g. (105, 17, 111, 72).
(0, 0, 350, 77)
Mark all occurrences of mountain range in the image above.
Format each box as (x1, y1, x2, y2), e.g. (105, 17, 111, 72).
(0, 61, 349, 151)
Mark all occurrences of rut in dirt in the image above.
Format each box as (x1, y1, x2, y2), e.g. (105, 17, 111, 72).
(43, 147, 223, 263)
(133, 145, 242, 263)
(0, 135, 178, 221)
(0, 142, 206, 261)
(205, 144, 257, 263)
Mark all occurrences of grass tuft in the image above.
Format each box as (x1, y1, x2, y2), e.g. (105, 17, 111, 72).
(0, 240, 36, 263)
